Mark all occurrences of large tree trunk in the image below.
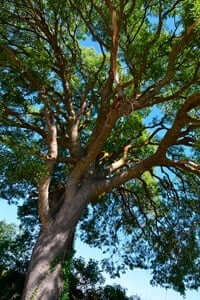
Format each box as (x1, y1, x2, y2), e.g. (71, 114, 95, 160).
(22, 226, 73, 300)
(22, 188, 89, 300)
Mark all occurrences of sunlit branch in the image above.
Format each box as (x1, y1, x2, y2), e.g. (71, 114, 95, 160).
(109, 144, 132, 172)
(164, 159, 200, 176)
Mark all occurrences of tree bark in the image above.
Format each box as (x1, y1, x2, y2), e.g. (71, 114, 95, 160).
(22, 188, 88, 300)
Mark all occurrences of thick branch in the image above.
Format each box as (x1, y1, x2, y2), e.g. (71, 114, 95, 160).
(70, 108, 119, 181)
(106, 0, 120, 84)
(92, 154, 158, 196)
(156, 92, 200, 156)
(38, 89, 58, 227)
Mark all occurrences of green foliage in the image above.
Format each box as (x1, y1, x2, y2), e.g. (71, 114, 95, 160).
(61, 258, 71, 300)
(0, 220, 32, 272)
(0, 221, 16, 266)
(0, 221, 33, 300)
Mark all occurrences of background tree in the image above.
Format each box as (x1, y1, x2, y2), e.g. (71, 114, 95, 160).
(0, 0, 200, 299)
(0, 221, 32, 300)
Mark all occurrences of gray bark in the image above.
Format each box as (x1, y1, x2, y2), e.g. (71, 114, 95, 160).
(22, 187, 89, 300)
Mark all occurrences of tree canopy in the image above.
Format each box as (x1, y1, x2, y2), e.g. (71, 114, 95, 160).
(0, 0, 200, 298)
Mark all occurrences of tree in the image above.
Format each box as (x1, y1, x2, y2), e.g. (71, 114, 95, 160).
(0, 0, 199, 299)
(0, 221, 32, 300)
(0, 220, 33, 272)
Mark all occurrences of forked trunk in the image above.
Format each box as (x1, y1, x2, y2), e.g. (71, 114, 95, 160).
(22, 189, 89, 300)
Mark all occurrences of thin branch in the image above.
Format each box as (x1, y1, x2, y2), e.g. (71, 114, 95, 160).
(164, 159, 200, 176)
(3, 107, 46, 139)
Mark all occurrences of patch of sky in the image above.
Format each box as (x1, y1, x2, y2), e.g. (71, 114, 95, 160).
(147, 13, 183, 35)
(0, 199, 20, 225)
(144, 105, 163, 125)
(165, 16, 183, 34)
(80, 37, 102, 53)
(143, 105, 168, 144)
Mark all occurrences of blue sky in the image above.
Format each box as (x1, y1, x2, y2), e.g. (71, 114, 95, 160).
(0, 200, 199, 300)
